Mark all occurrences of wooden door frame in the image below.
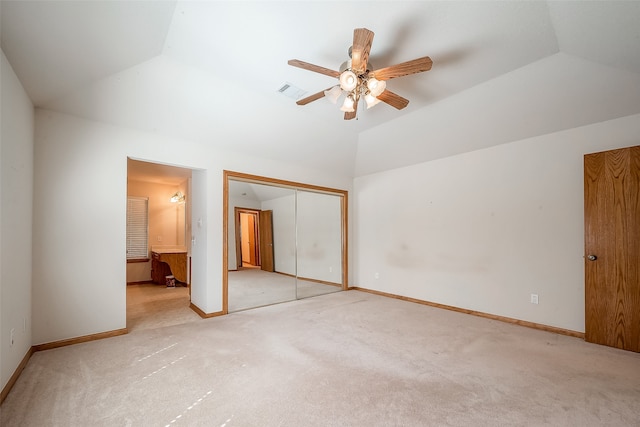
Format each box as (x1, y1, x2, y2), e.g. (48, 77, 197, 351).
(222, 170, 349, 314)
(234, 208, 261, 269)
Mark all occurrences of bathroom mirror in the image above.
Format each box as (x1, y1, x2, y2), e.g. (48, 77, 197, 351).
(224, 171, 347, 313)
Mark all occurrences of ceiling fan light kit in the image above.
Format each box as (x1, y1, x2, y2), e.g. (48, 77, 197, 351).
(288, 28, 432, 120)
(323, 85, 343, 104)
(367, 77, 386, 97)
(364, 92, 381, 109)
(339, 70, 358, 92)
(340, 95, 356, 113)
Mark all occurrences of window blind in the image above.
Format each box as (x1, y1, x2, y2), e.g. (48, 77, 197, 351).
(127, 197, 148, 259)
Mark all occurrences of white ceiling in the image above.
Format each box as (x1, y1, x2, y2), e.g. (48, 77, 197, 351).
(229, 180, 296, 203)
(2, 1, 640, 178)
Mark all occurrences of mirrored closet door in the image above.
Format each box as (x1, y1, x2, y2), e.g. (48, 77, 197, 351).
(294, 190, 343, 299)
(224, 171, 347, 313)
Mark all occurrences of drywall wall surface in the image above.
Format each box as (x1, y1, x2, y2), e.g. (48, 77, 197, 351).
(1, 50, 34, 390)
(32, 110, 352, 344)
(189, 169, 208, 312)
(32, 111, 129, 344)
(354, 113, 640, 333)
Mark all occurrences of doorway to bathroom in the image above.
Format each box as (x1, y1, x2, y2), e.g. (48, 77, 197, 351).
(126, 158, 199, 332)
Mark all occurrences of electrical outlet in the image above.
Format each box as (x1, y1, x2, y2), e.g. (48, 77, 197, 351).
(329, 266, 332, 273)
(157, 235, 162, 242)
(530, 293, 539, 304)
(10, 328, 15, 346)
(374, 272, 380, 279)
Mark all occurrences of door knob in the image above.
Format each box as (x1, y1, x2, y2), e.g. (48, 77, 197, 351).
(587, 255, 597, 261)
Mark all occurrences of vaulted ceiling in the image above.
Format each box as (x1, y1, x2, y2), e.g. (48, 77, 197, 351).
(2, 1, 640, 177)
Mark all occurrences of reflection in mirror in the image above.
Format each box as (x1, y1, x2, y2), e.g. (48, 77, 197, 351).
(295, 190, 343, 299)
(225, 172, 347, 313)
(227, 180, 296, 312)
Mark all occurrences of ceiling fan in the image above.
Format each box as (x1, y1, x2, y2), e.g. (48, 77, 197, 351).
(288, 28, 432, 120)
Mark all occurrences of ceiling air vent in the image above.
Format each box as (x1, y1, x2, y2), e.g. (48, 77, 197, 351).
(278, 82, 306, 100)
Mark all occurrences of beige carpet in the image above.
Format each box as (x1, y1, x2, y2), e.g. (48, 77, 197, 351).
(228, 268, 341, 312)
(2, 290, 640, 426)
(127, 269, 343, 331)
(127, 283, 200, 332)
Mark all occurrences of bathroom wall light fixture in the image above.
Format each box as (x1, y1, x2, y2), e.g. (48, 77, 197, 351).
(170, 191, 186, 203)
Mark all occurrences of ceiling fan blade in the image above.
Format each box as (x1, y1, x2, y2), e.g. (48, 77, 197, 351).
(377, 90, 409, 110)
(295, 87, 334, 106)
(350, 28, 374, 75)
(372, 56, 433, 81)
(288, 59, 340, 78)
(344, 98, 358, 120)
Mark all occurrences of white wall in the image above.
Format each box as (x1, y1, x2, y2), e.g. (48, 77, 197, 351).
(354, 113, 640, 333)
(32, 109, 352, 345)
(1, 50, 34, 390)
(189, 169, 208, 312)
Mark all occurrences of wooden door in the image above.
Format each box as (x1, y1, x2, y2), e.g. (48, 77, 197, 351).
(584, 145, 640, 352)
(259, 210, 275, 272)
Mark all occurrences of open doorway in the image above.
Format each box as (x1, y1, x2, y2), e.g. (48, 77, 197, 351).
(234, 207, 275, 272)
(126, 158, 200, 332)
(236, 209, 260, 268)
